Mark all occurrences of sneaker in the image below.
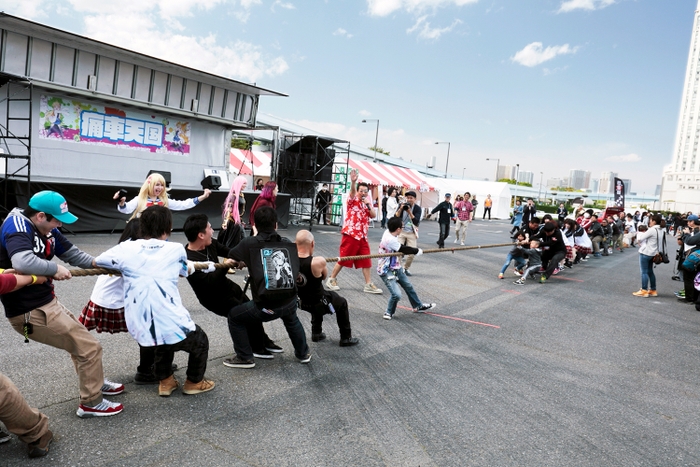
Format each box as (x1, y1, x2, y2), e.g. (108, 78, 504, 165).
(648, 290, 658, 297)
(416, 303, 436, 313)
(460, 242, 465, 246)
(265, 342, 284, 353)
(311, 332, 326, 342)
(76, 399, 124, 418)
(326, 277, 340, 291)
(454, 238, 459, 244)
(363, 283, 383, 294)
(675, 290, 685, 298)
(540, 275, 547, 284)
(552, 267, 561, 275)
(404, 268, 412, 276)
(0, 430, 10, 444)
(101, 379, 125, 396)
(222, 356, 255, 369)
(513, 279, 525, 285)
(253, 349, 274, 359)
(298, 354, 312, 364)
(27, 430, 53, 459)
(133, 372, 159, 385)
(513, 269, 522, 276)
(158, 375, 179, 397)
(632, 289, 649, 297)
(581, 258, 588, 262)
(183, 378, 215, 395)
(564, 262, 573, 269)
(498, 273, 504, 279)
(339, 337, 359, 347)
(383, 312, 393, 320)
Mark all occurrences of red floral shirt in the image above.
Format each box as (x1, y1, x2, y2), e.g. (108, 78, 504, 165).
(342, 196, 370, 240)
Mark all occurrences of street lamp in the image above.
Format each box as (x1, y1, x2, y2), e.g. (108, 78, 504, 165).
(512, 164, 520, 204)
(435, 141, 450, 178)
(486, 158, 500, 182)
(362, 119, 379, 162)
(537, 171, 543, 202)
(462, 167, 467, 179)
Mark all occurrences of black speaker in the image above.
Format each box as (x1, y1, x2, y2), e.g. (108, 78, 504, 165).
(147, 170, 172, 188)
(201, 175, 222, 190)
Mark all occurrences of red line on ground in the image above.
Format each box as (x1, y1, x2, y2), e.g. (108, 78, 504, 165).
(501, 289, 522, 294)
(395, 305, 500, 328)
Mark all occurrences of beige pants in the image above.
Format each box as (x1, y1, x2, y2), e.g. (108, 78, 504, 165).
(8, 298, 105, 406)
(398, 230, 418, 269)
(455, 219, 470, 242)
(0, 372, 49, 444)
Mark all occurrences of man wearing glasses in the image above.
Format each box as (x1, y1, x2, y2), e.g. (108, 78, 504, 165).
(325, 169, 383, 294)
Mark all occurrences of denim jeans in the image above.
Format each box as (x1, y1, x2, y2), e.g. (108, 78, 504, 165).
(437, 222, 450, 247)
(500, 252, 527, 274)
(228, 299, 308, 360)
(379, 269, 423, 316)
(639, 253, 656, 290)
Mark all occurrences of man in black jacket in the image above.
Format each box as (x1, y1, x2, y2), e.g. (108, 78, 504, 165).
(522, 198, 537, 225)
(678, 215, 700, 304)
(429, 193, 454, 249)
(315, 183, 332, 225)
(183, 214, 282, 360)
(224, 207, 310, 368)
(588, 216, 605, 257)
(539, 222, 567, 283)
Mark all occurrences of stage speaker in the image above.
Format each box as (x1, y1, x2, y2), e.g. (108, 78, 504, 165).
(147, 170, 172, 188)
(201, 175, 222, 190)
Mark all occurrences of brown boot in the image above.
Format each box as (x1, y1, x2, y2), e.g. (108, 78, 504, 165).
(27, 430, 53, 458)
(183, 378, 215, 395)
(158, 375, 179, 397)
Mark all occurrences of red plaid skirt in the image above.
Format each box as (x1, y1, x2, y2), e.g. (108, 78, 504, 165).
(574, 244, 592, 255)
(565, 245, 575, 261)
(78, 300, 128, 334)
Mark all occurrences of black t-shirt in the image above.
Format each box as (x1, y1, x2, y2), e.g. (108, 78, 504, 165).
(185, 240, 248, 316)
(296, 255, 325, 311)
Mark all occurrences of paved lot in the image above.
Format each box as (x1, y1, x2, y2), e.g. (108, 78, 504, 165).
(1, 218, 698, 466)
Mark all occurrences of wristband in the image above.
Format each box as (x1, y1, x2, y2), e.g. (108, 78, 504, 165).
(30, 275, 37, 285)
(0, 269, 4, 274)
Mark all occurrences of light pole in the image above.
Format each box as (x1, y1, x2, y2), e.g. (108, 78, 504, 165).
(462, 167, 467, 179)
(435, 141, 450, 178)
(537, 171, 543, 202)
(486, 158, 500, 181)
(512, 164, 520, 204)
(362, 119, 379, 162)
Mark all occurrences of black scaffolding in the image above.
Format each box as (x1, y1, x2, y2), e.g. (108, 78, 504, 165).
(0, 76, 32, 216)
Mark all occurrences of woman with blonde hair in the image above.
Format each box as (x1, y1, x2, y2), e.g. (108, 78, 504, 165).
(114, 173, 211, 220)
(218, 175, 248, 248)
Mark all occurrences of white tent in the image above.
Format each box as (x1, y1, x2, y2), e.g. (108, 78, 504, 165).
(423, 178, 512, 219)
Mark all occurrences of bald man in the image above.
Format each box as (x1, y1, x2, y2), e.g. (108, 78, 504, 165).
(295, 230, 358, 347)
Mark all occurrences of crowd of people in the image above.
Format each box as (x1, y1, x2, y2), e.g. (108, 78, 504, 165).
(2, 171, 699, 459)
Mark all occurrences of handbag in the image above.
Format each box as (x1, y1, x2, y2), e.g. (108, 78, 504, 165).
(652, 230, 670, 265)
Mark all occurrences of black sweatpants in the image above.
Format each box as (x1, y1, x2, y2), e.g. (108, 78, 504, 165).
(302, 291, 352, 339)
(154, 325, 209, 383)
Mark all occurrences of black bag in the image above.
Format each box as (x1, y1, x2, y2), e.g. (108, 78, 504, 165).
(246, 238, 299, 304)
(652, 231, 670, 265)
(217, 220, 244, 250)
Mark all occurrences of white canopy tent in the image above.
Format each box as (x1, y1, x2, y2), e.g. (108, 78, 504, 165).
(423, 178, 513, 219)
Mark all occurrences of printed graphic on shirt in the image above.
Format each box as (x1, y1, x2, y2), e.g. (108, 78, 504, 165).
(262, 248, 295, 290)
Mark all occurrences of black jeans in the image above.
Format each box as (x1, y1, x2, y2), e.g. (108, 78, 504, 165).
(483, 207, 491, 219)
(228, 298, 309, 360)
(683, 266, 698, 303)
(437, 222, 450, 247)
(153, 325, 209, 383)
(209, 302, 273, 353)
(541, 251, 566, 279)
(301, 291, 352, 339)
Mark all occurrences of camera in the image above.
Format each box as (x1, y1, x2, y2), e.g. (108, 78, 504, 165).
(402, 203, 410, 210)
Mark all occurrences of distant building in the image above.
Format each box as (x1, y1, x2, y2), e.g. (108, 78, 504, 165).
(620, 178, 632, 194)
(590, 179, 599, 193)
(518, 170, 534, 185)
(660, 0, 700, 212)
(599, 172, 618, 194)
(497, 165, 517, 180)
(569, 169, 591, 190)
(546, 177, 567, 188)
(655, 184, 661, 196)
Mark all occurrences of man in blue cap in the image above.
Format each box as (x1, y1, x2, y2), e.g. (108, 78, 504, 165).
(429, 193, 454, 249)
(0, 191, 124, 418)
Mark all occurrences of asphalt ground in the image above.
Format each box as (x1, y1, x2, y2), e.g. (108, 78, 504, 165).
(1, 218, 698, 466)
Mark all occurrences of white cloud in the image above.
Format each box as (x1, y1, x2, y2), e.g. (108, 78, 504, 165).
(271, 0, 295, 10)
(359, 110, 372, 117)
(557, 0, 615, 13)
(367, 0, 477, 17)
(333, 28, 354, 38)
(606, 153, 641, 162)
(407, 16, 462, 40)
(0, 0, 47, 19)
(511, 42, 578, 67)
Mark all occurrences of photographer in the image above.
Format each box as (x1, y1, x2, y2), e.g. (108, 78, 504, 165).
(677, 214, 700, 304)
(395, 191, 422, 276)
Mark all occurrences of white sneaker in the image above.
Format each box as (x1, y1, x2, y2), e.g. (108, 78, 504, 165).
(453, 238, 459, 244)
(326, 277, 340, 290)
(363, 283, 383, 294)
(460, 242, 465, 246)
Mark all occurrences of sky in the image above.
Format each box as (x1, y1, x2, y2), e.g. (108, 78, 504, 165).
(2, 0, 697, 194)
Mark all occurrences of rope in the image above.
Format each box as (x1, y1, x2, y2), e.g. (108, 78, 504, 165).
(66, 243, 513, 277)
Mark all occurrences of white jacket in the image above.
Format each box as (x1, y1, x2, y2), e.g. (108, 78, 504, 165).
(637, 225, 664, 256)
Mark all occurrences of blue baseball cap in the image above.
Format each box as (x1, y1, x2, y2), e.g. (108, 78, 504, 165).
(689, 214, 699, 222)
(28, 191, 78, 224)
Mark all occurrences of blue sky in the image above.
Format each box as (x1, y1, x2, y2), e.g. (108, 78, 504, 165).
(3, 0, 696, 194)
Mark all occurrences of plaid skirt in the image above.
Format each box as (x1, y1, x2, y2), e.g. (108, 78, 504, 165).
(565, 245, 575, 261)
(78, 300, 128, 334)
(574, 244, 592, 255)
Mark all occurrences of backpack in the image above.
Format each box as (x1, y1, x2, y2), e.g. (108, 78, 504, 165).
(682, 248, 700, 272)
(246, 237, 299, 305)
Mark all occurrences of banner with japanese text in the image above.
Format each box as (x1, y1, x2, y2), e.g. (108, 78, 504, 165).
(39, 95, 191, 155)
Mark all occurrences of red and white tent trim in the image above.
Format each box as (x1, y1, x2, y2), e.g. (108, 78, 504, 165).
(335, 158, 435, 191)
(229, 149, 272, 177)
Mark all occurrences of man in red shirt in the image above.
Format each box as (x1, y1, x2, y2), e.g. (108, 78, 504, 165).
(325, 169, 382, 294)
